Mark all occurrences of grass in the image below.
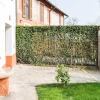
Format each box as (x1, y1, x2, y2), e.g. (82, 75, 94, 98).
(36, 83, 100, 100)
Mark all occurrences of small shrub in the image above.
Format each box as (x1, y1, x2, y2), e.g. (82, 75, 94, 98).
(56, 64, 70, 86)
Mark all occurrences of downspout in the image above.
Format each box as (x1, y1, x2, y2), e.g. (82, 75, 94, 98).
(49, 9, 51, 26)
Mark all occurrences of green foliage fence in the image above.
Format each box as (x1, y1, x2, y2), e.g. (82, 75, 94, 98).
(16, 26, 98, 66)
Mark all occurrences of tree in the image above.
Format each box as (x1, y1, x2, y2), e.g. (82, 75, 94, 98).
(65, 17, 79, 25)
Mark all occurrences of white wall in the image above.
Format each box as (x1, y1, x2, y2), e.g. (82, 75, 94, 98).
(0, 22, 5, 67)
(0, 0, 16, 67)
(0, 1, 6, 67)
(8, 0, 16, 55)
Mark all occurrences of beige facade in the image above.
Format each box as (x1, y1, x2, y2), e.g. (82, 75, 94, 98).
(17, 0, 68, 26)
(50, 10, 60, 25)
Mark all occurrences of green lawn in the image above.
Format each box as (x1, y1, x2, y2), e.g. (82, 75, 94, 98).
(36, 83, 100, 100)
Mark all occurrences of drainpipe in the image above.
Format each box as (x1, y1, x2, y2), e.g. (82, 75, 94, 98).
(49, 9, 51, 26)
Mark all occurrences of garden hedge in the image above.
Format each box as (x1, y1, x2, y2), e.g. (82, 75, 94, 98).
(16, 26, 99, 66)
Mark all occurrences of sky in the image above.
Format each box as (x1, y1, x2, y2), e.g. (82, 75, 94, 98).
(49, 0, 100, 25)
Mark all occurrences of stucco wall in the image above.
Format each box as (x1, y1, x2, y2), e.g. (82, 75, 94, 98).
(50, 10, 59, 25)
(0, 0, 16, 68)
(0, 1, 8, 67)
(17, 0, 41, 26)
(0, 21, 5, 67)
(17, 0, 64, 26)
(61, 15, 64, 25)
(44, 6, 49, 25)
(32, 0, 40, 24)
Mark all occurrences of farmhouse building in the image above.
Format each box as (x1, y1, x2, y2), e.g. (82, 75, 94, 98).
(17, 0, 68, 26)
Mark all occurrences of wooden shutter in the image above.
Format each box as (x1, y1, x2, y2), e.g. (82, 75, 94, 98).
(22, 0, 26, 17)
(40, 3, 44, 23)
(30, 0, 32, 19)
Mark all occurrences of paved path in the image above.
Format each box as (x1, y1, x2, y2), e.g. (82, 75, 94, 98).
(0, 64, 100, 100)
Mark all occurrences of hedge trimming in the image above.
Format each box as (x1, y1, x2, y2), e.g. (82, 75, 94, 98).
(16, 26, 98, 66)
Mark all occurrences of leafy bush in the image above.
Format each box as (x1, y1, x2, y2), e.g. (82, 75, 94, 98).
(56, 64, 70, 86)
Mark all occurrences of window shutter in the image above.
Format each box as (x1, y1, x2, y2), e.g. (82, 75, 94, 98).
(30, 0, 32, 19)
(40, 3, 44, 23)
(22, 0, 26, 17)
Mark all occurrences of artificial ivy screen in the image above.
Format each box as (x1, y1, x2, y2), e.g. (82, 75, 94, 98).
(16, 26, 99, 66)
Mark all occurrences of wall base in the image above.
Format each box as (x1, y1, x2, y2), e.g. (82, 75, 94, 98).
(6, 54, 16, 68)
(0, 78, 9, 96)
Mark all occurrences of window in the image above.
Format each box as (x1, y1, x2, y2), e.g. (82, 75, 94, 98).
(22, 0, 32, 19)
(40, 3, 44, 23)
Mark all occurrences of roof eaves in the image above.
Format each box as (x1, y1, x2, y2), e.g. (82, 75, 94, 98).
(37, 0, 69, 17)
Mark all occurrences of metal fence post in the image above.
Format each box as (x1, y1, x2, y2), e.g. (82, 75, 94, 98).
(98, 30, 100, 69)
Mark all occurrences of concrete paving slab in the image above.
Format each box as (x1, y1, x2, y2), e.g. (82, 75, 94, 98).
(0, 64, 100, 100)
